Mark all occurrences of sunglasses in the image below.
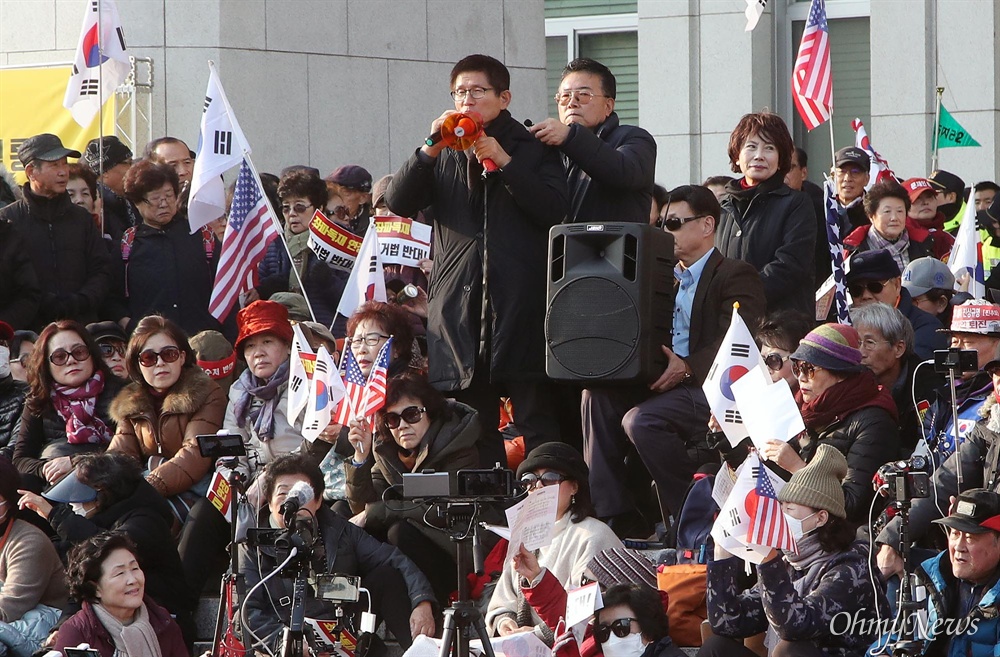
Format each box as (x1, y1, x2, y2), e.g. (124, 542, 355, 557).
(99, 343, 126, 358)
(327, 205, 349, 220)
(519, 471, 567, 490)
(49, 344, 92, 366)
(661, 214, 705, 232)
(594, 618, 637, 643)
(137, 346, 181, 368)
(847, 279, 891, 298)
(383, 406, 427, 429)
(281, 202, 312, 216)
(764, 353, 788, 372)
(790, 360, 818, 380)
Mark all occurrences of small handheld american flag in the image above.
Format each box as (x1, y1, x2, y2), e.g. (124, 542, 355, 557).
(748, 464, 797, 552)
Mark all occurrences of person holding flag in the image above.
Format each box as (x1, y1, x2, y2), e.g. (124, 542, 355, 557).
(583, 185, 765, 538)
(344, 373, 481, 604)
(703, 445, 886, 657)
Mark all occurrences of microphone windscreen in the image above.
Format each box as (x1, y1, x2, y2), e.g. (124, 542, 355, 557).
(288, 480, 315, 507)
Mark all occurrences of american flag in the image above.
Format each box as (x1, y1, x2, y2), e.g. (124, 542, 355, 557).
(791, 0, 832, 131)
(208, 159, 278, 321)
(824, 180, 851, 324)
(360, 338, 393, 418)
(748, 465, 797, 552)
(334, 347, 366, 425)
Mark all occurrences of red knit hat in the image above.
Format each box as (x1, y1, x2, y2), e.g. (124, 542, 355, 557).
(235, 300, 293, 352)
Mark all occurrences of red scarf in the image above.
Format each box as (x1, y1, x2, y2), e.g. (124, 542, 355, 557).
(50, 370, 112, 445)
(798, 368, 898, 430)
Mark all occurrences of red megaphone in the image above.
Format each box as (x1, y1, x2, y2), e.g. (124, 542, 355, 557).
(430, 111, 498, 175)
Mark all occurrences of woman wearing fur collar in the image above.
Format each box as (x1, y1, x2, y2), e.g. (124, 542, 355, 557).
(107, 315, 226, 520)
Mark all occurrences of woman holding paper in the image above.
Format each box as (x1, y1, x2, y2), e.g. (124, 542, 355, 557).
(345, 373, 480, 603)
(759, 323, 898, 524)
(487, 443, 623, 640)
(702, 445, 885, 657)
(249, 170, 349, 330)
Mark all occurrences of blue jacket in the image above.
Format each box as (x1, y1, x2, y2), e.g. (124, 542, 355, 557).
(869, 550, 1000, 656)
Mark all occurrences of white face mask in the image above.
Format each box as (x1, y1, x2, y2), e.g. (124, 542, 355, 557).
(786, 510, 819, 542)
(601, 631, 647, 657)
(0, 345, 10, 379)
(70, 502, 90, 517)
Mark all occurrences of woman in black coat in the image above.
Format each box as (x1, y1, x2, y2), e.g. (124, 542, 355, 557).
(13, 320, 121, 492)
(715, 112, 816, 314)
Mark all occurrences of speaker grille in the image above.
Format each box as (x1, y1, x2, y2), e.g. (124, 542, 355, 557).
(546, 277, 639, 378)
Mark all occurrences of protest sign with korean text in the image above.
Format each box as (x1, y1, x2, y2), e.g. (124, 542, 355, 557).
(374, 215, 432, 267)
(309, 209, 362, 272)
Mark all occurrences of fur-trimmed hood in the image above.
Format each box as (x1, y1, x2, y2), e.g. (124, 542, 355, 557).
(110, 367, 219, 424)
(980, 393, 1000, 432)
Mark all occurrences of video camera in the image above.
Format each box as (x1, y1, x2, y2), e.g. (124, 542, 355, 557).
(875, 455, 931, 503)
(401, 466, 517, 502)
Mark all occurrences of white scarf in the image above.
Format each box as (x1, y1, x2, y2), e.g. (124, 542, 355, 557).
(92, 601, 163, 657)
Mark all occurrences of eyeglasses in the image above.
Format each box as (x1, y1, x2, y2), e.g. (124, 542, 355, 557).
(790, 360, 818, 380)
(327, 205, 348, 220)
(764, 353, 789, 372)
(137, 346, 181, 367)
(99, 343, 126, 358)
(281, 202, 312, 216)
(835, 167, 867, 179)
(593, 618, 637, 643)
(662, 214, 705, 231)
(554, 89, 607, 106)
(848, 280, 891, 298)
(49, 344, 92, 366)
(519, 471, 567, 490)
(142, 191, 176, 206)
(383, 406, 427, 429)
(450, 87, 493, 101)
(860, 338, 891, 352)
(13, 352, 31, 367)
(986, 362, 1000, 377)
(349, 333, 390, 348)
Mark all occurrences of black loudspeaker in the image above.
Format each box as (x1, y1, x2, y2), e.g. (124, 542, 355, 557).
(545, 223, 676, 384)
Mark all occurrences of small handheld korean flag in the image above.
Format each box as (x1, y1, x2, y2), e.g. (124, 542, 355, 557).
(288, 324, 315, 423)
(710, 452, 772, 564)
(949, 189, 986, 299)
(702, 302, 770, 447)
(302, 346, 345, 442)
(336, 222, 387, 320)
(189, 62, 250, 233)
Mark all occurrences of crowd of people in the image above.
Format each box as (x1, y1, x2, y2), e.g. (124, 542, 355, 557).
(2, 51, 1000, 657)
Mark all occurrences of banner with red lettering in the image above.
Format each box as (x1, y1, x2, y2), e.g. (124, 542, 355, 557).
(373, 215, 432, 267)
(308, 210, 362, 272)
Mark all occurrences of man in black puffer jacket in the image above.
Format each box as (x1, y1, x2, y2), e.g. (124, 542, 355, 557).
(0, 134, 112, 330)
(0, 321, 29, 457)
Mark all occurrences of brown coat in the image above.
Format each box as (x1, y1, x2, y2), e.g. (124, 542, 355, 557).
(108, 367, 225, 496)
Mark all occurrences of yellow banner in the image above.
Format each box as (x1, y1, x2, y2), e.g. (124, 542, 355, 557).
(0, 66, 116, 184)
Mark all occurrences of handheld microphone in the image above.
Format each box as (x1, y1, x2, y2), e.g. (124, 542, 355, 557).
(280, 480, 315, 527)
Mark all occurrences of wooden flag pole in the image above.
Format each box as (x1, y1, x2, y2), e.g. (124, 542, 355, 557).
(931, 87, 944, 171)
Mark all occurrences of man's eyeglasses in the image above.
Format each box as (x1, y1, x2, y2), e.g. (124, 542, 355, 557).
(859, 338, 891, 352)
(142, 191, 176, 206)
(520, 471, 566, 490)
(349, 333, 390, 348)
(383, 406, 427, 429)
(281, 202, 312, 216)
(451, 87, 493, 101)
(790, 360, 818, 380)
(593, 618, 637, 643)
(554, 89, 607, 106)
(99, 343, 126, 358)
(137, 346, 181, 367)
(49, 344, 92, 366)
(661, 214, 705, 232)
(835, 168, 866, 179)
(848, 279, 891, 298)
(764, 353, 788, 372)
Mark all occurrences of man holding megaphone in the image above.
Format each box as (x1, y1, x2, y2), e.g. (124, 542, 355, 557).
(385, 54, 569, 469)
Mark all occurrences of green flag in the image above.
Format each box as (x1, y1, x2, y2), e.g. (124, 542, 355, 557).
(937, 104, 981, 148)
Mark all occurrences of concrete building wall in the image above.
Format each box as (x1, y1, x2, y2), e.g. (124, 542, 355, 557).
(0, 0, 547, 180)
(637, 0, 1000, 187)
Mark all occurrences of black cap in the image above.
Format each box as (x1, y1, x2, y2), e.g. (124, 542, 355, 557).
(82, 136, 133, 175)
(835, 146, 869, 171)
(928, 170, 966, 196)
(326, 165, 372, 192)
(846, 249, 902, 283)
(18, 133, 82, 166)
(516, 442, 588, 483)
(86, 320, 127, 344)
(933, 488, 1000, 534)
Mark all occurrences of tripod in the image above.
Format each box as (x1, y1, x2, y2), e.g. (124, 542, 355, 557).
(212, 462, 248, 657)
(437, 505, 497, 657)
(887, 480, 923, 657)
